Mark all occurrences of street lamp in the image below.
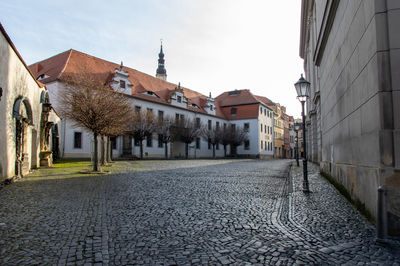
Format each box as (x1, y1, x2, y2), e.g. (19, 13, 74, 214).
(294, 74, 310, 193)
(294, 123, 300, 167)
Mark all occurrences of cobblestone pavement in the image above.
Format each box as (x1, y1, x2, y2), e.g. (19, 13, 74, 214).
(0, 159, 399, 265)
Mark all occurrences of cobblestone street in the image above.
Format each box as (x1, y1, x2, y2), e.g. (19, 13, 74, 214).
(0, 159, 399, 265)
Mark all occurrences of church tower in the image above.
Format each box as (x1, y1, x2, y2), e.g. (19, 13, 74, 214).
(156, 42, 167, 81)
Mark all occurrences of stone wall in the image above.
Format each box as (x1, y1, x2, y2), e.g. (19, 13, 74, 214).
(300, 0, 400, 234)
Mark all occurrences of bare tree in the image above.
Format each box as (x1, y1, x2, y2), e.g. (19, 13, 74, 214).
(172, 117, 202, 159)
(156, 115, 174, 159)
(58, 68, 133, 172)
(229, 125, 249, 157)
(202, 125, 221, 159)
(220, 124, 231, 157)
(129, 110, 157, 159)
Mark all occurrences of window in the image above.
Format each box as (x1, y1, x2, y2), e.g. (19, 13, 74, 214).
(244, 140, 250, 150)
(223, 123, 226, 130)
(208, 120, 212, 130)
(265, 141, 267, 150)
(210, 105, 213, 111)
(120, 80, 126, 88)
(265, 125, 267, 133)
(208, 138, 211, 150)
(110, 136, 117, 150)
(260, 124, 263, 132)
(244, 123, 249, 132)
(195, 117, 201, 128)
(177, 95, 182, 103)
(134, 138, 140, 146)
(260, 107, 262, 114)
(231, 107, 237, 116)
(158, 110, 164, 122)
(158, 134, 163, 148)
(146, 133, 152, 147)
(216, 143, 219, 150)
(135, 106, 141, 112)
(261, 141, 263, 150)
(264, 109, 266, 116)
(196, 137, 200, 149)
(231, 124, 236, 131)
(216, 122, 220, 130)
(74, 132, 82, 149)
(147, 108, 153, 114)
(175, 113, 184, 124)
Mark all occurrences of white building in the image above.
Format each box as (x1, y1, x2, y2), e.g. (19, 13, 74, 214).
(0, 23, 59, 181)
(29, 46, 274, 159)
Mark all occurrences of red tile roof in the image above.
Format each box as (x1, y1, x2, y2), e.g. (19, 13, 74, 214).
(29, 49, 223, 116)
(28, 49, 281, 120)
(215, 89, 260, 107)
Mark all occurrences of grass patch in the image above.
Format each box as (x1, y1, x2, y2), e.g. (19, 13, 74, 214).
(320, 170, 375, 225)
(26, 158, 133, 181)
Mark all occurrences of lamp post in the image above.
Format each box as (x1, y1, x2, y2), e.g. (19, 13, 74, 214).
(294, 74, 310, 193)
(294, 123, 300, 167)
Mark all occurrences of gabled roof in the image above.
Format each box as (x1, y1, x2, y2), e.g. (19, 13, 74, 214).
(0, 23, 45, 88)
(254, 95, 275, 108)
(215, 89, 260, 107)
(29, 49, 228, 117)
(28, 49, 283, 120)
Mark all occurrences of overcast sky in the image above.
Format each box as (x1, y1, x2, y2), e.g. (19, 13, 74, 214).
(1, 0, 305, 118)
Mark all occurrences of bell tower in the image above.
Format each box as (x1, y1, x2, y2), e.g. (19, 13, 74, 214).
(156, 40, 167, 81)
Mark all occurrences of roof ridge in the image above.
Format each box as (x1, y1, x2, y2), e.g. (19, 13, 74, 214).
(57, 49, 73, 80)
(29, 49, 72, 66)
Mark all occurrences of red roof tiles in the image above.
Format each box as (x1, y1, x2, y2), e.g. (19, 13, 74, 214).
(28, 49, 279, 120)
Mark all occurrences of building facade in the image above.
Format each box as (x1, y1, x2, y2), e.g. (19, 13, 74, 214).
(0, 24, 59, 181)
(29, 48, 275, 159)
(300, 0, 400, 234)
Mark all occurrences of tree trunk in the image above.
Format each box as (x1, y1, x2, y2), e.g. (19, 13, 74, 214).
(140, 140, 143, 159)
(213, 144, 216, 159)
(185, 143, 189, 159)
(106, 136, 113, 163)
(93, 132, 99, 172)
(100, 135, 106, 166)
(164, 142, 168, 159)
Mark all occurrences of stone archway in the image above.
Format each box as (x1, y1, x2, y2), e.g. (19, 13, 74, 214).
(13, 97, 33, 177)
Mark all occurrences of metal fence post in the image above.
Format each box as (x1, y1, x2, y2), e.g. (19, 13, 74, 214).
(376, 186, 387, 243)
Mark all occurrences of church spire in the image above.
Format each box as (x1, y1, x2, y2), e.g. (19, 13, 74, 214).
(156, 39, 167, 81)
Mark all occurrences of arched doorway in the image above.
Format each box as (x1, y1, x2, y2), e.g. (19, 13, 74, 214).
(13, 97, 33, 177)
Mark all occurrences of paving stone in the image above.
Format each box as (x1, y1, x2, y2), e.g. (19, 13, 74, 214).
(0, 159, 399, 265)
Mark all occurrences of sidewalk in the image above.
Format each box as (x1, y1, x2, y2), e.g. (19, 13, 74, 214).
(287, 160, 400, 264)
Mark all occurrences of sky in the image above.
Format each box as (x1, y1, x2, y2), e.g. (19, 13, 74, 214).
(0, 0, 305, 118)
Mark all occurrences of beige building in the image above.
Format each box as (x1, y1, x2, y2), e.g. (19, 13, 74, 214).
(0, 23, 59, 181)
(300, 1, 400, 234)
(269, 104, 285, 158)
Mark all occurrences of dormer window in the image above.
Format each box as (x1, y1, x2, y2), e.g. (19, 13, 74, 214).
(210, 105, 213, 111)
(191, 103, 199, 108)
(231, 107, 237, 116)
(37, 74, 50, 81)
(177, 96, 182, 103)
(120, 80, 126, 88)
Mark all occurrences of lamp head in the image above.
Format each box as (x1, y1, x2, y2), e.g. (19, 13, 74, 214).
(294, 74, 310, 102)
